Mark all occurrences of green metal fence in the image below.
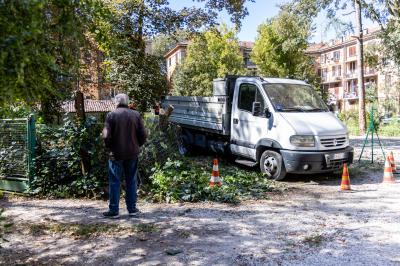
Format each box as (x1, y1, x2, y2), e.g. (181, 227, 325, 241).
(0, 115, 35, 192)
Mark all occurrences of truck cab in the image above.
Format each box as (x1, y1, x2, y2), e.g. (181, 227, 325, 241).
(229, 77, 353, 180)
(161, 76, 353, 180)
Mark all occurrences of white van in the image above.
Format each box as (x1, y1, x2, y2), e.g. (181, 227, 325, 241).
(161, 76, 353, 180)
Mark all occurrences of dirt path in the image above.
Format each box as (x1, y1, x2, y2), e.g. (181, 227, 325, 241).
(1, 138, 400, 265)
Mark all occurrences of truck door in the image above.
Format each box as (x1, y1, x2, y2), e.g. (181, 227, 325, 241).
(230, 82, 269, 159)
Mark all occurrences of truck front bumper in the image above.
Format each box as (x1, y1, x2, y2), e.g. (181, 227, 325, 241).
(280, 146, 354, 174)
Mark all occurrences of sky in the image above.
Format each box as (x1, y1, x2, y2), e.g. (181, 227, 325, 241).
(168, 0, 376, 43)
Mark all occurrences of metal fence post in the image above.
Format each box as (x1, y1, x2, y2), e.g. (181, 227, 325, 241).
(27, 114, 36, 183)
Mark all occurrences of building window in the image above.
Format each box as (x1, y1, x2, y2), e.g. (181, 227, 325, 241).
(332, 66, 342, 77)
(333, 51, 340, 61)
(168, 58, 171, 67)
(348, 61, 356, 73)
(348, 46, 356, 57)
(320, 54, 327, 64)
(322, 68, 328, 78)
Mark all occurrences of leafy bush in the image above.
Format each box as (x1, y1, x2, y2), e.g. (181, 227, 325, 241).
(28, 115, 287, 203)
(138, 116, 178, 181)
(29, 117, 107, 198)
(338, 109, 390, 136)
(379, 121, 400, 136)
(143, 157, 286, 204)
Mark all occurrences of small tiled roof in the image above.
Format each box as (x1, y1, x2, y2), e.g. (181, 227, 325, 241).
(164, 42, 189, 58)
(239, 41, 254, 49)
(62, 100, 115, 113)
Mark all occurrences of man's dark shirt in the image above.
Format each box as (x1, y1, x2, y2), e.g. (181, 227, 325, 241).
(103, 105, 147, 160)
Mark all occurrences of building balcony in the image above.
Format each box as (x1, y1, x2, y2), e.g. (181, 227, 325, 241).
(345, 72, 357, 79)
(344, 91, 358, 100)
(364, 68, 377, 76)
(346, 55, 357, 62)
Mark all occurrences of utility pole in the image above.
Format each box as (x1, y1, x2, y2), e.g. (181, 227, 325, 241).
(355, 0, 366, 134)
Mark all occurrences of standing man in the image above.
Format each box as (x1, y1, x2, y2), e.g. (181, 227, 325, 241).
(102, 94, 147, 218)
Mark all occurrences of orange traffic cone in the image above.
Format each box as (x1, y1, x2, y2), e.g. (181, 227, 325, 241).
(388, 151, 397, 173)
(382, 156, 396, 184)
(340, 163, 351, 191)
(209, 159, 222, 187)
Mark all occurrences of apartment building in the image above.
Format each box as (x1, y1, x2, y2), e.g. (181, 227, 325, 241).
(307, 28, 398, 112)
(164, 42, 189, 84)
(164, 41, 256, 85)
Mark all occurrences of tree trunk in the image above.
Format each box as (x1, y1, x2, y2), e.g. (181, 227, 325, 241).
(355, 0, 366, 134)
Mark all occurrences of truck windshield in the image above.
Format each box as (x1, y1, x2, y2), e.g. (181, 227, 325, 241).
(263, 83, 329, 112)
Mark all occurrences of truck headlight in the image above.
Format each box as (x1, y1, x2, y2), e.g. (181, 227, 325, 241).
(290, 135, 315, 147)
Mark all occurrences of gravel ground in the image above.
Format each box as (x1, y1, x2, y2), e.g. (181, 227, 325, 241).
(1, 138, 399, 266)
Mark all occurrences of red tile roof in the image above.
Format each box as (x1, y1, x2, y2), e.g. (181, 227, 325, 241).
(239, 41, 254, 49)
(62, 100, 115, 113)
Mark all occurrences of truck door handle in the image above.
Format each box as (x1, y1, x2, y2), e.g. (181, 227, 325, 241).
(233, 118, 238, 124)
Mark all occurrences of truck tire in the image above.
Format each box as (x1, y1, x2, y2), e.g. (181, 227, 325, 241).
(260, 150, 286, 180)
(177, 133, 192, 156)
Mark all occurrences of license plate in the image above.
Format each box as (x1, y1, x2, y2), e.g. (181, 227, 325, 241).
(333, 153, 345, 160)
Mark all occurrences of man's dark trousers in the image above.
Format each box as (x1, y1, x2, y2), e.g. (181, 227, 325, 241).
(108, 159, 138, 214)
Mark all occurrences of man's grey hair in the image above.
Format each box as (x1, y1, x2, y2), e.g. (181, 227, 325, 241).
(114, 93, 129, 106)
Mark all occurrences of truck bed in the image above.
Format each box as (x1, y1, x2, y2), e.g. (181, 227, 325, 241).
(161, 96, 230, 135)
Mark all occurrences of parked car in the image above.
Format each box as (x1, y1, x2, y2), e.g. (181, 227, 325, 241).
(161, 76, 354, 180)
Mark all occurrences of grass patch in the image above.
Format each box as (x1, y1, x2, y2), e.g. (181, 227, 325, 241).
(23, 221, 160, 239)
(302, 233, 325, 247)
(24, 222, 132, 238)
(132, 223, 158, 233)
(349, 161, 382, 178)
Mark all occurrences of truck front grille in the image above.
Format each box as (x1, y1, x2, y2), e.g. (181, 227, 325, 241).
(320, 137, 346, 148)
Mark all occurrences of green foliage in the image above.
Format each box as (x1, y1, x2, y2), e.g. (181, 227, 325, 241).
(138, 116, 178, 180)
(109, 49, 168, 112)
(29, 117, 107, 198)
(338, 108, 400, 136)
(251, 10, 318, 86)
(379, 121, 400, 137)
(145, 157, 287, 204)
(173, 25, 245, 96)
(0, 0, 109, 113)
(27, 115, 287, 202)
(338, 110, 360, 136)
(0, 102, 32, 119)
(150, 31, 192, 59)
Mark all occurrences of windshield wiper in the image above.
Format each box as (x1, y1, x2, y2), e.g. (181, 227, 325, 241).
(304, 108, 327, 112)
(277, 107, 305, 112)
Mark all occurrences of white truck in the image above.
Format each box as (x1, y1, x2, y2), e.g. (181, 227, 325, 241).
(161, 76, 353, 180)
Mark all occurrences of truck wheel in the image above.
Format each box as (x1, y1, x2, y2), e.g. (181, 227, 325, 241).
(260, 150, 286, 180)
(177, 133, 192, 156)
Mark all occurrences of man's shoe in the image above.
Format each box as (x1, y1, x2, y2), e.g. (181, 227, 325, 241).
(128, 208, 140, 217)
(103, 211, 119, 219)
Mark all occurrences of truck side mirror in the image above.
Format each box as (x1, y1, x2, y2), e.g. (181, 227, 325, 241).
(264, 107, 271, 118)
(252, 102, 262, 116)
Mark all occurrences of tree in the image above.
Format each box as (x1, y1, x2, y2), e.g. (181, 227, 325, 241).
(0, 0, 110, 121)
(0, 0, 253, 114)
(103, 0, 253, 110)
(172, 26, 245, 96)
(284, 0, 400, 133)
(250, 11, 319, 86)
